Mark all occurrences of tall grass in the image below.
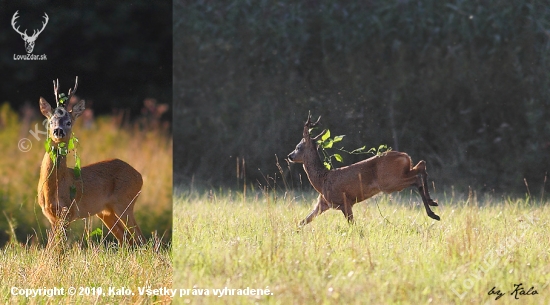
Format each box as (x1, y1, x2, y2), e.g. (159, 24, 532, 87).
(0, 103, 173, 303)
(0, 103, 172, 246)
(173, 188, 550, 304)
(0, 241, 172, 304)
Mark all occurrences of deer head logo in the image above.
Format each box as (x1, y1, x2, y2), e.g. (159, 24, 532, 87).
(11, 11, 49, 54)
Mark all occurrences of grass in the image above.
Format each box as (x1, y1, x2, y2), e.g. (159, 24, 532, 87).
(0, 103, 172, 304)
(173, 188, 550, 304)
(0, 241, 172, 304)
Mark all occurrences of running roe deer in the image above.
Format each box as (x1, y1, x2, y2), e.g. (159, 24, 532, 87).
(37, 77, 144, 245)
(287, 114, 440, 226)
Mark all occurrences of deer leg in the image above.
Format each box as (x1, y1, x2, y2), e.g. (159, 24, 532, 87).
(111, 204, 145, 246)
(413, 161, 438, 206)
(47, 219, 69, 246)
(299, 195, 330, 226)
(97, 210, 127, 244)
(339, 194, 354, 224)
(123, 212, 145, 245)
(413, 161, 440, 221)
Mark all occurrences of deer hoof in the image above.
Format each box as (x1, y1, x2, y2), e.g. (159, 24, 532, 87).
(429, 200, 438, 207)
(429, 213, 441, 221)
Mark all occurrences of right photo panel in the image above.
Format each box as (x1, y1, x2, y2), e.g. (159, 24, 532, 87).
(173, 1, 550, 304)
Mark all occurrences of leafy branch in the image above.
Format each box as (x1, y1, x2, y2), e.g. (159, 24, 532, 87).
(45, 133, 81, 201)
(315, 129, 391, 170)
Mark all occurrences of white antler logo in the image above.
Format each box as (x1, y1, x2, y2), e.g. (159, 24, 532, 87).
(11, 10, 49, 54)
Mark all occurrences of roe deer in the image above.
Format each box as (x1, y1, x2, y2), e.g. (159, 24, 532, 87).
(38, 77, 144, 245)
(287, 114, 440, 226)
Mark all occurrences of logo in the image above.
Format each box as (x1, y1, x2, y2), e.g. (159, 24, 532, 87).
(11, 10, 48, 60)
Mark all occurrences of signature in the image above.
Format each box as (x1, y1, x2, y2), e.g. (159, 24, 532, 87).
(488, 283, 538, 300)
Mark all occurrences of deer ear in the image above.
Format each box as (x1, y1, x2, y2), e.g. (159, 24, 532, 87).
(70, 100, 86, 119)
(39, 97, 52, 118)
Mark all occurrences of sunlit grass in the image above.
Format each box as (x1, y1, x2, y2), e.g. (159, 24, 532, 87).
(0, 103, 172, 303)
(173, 188, 550, 304)
(0, 241, 172, 304)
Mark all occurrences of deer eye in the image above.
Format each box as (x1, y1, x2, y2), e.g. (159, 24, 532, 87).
(66, 121, 72, 126)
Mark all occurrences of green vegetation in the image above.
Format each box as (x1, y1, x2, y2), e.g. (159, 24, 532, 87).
(314, 128, 392, 170)
(0, 103, 172, 247)
(173, 188, 550, 304)
(175, 0, 550, 194)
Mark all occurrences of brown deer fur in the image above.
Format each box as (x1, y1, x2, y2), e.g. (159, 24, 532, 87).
(288, 115, 440, 226)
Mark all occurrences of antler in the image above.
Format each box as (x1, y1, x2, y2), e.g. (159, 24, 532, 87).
(53, 76, 78, 108)
(11, 11, 26, 37)
(53, 79, 59, 106)
(29, 13, 49, 39)
(303, 112, 323, 139)
(11, 11, 48, 39)
(305, 112, 321, 128)
(68, 76, 78, 100)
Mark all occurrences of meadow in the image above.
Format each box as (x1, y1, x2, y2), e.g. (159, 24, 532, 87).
(173, 187, 550, 304)
(0, 103, 172, 304)
(0, 242, 172, 304)
(0, 102, 172, 245)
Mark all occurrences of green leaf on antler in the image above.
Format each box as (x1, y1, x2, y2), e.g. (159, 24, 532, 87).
(321, 129, 331, 141)
(322, 140, 333, 149)
(315, 124, 391, 169)
(333, 135, 345, 142)
(58, 93, 69, 106)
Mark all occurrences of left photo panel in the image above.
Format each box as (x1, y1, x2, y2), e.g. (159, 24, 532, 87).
(0, 1, 172, 303)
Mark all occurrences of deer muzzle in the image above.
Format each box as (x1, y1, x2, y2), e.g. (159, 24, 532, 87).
(52, 128, 66, 139)
(287, 152, 296, 162)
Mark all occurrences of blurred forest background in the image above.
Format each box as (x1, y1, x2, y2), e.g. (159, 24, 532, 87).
(0, 1, 172, 246)
(175, 0, 550, 196)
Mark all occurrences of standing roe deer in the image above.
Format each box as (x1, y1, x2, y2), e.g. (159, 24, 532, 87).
(287, 114, 440, 226)
(38, 77, 144, 245)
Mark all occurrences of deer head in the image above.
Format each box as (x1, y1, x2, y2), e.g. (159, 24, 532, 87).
(11, 11, 49, 54)
(39, 77, 85, 145)
(288, 113, 327, 163)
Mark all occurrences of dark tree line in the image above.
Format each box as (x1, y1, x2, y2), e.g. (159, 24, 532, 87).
(0, 0, 171, 117)
(177, 0, 550, 195)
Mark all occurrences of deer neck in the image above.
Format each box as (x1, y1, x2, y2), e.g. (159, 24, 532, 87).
(39, 147, 72, 194)
(302, 146, 329, 193)
(38, 146, 76, 224)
